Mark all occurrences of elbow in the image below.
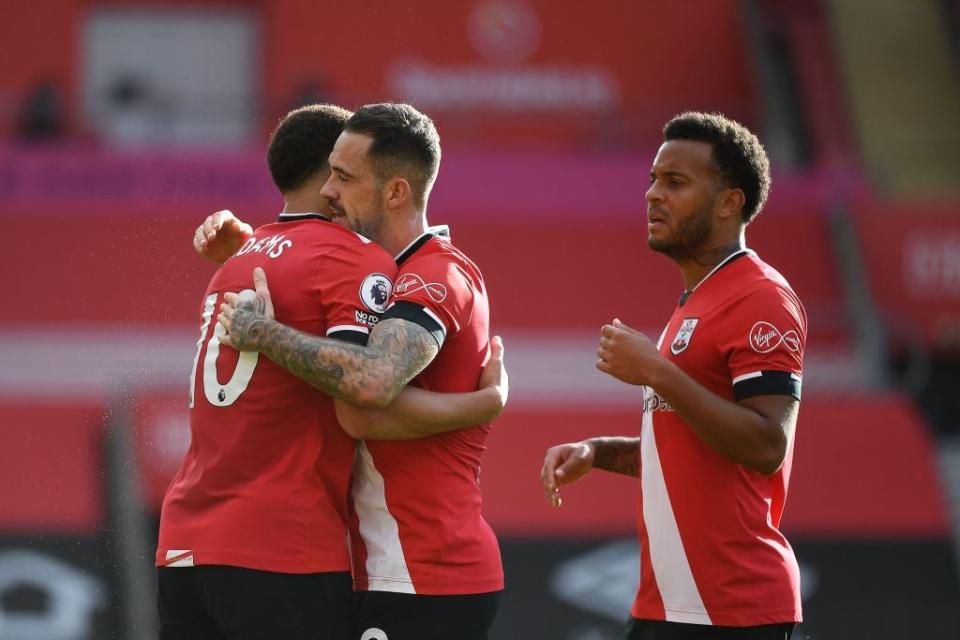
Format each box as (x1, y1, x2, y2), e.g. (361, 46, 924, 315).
(350, 387, 394, 410)
(334, 403, 378, 439)
(750, 444, 787, 476)
(339, 417, 374, 439)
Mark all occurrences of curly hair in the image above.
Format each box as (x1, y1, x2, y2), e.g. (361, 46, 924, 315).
(664, 112, 771, 224)
(267, 104, 353, 193)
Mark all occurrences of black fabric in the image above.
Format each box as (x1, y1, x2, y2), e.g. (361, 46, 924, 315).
(158, 566, 353, 640)
(733, 370, 802, 402)
(276, 212, 330, 222)
(381, 300, 446, 346)
(395, 234, 435, 266)
(354, 590, 502, 640)
(328, 329, 370, 346)
(624, 618, 795, 640)
(677, 250, 750, 307)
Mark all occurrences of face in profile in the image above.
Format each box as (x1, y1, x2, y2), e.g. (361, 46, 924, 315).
(321, 131, 386, 242)
(644, 139, 723, 259)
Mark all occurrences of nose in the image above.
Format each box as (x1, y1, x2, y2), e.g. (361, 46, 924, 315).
(645, 182, 660, 205)
(320, 176, 337, 200)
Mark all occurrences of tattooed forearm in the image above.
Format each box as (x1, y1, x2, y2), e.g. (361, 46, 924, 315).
(230, 306, 439, 407)
(588, 437, 640, 477)
(364, 318, 439, 403)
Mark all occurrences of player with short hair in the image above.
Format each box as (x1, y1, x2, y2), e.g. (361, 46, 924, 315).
(541, 112, 805, 640)
(218, 102, 503, 640)
(157, 104, 506, 640)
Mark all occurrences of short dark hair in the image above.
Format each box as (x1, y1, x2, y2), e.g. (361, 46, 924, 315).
(663, 112, 771, 224)
(267, 104, 352, 193)
(345, 103, 441, 209)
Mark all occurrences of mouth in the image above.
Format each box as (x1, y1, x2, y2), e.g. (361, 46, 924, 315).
(647, 214, 667, 231)
(647, 209, 667, 224)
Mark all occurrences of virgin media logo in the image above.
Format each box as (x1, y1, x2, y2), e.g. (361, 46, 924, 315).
(394, 273, 448, 303)
(749, 321, 800, 354)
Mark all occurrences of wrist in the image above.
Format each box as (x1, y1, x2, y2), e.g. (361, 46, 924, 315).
(648, 356, 676, 392)
(247, 315, 277, 351)
(481, 385, 505, 420)
(581, 439, 599, 469)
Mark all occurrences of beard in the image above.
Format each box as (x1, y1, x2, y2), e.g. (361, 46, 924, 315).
(352, 209, 384, 242)
(345, 188, 386, 241)
(647, 204, 714, 260)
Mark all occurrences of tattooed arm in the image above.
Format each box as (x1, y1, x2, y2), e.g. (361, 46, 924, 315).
(218, 268, 505, 438)
(218, 268, 439, 407)
(333, 335, 507, 439)
(540, 436, 639, 508)
(223, 310, 439, 408)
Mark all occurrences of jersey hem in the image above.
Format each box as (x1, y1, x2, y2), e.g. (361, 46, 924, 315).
(355, 574, 504, 596)
(631, 604, 802, 627)
(156, 549, 351, 574)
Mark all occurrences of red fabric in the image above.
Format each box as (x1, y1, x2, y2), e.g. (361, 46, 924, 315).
(157, 217, 397, 573)
(630, 254, 804, 625)
(351, 236, 503, 595)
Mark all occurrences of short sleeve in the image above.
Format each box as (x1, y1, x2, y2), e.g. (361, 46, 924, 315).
(316, 241, 397, 344)
(381, 254, 475, 347)
(719, 282, 807, 401)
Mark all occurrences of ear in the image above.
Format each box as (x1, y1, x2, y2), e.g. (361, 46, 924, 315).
(383, 177, 411, 210)
(716, 187, 746, 223)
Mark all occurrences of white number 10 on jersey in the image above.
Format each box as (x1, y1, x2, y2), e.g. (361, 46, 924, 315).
(189, 292, 260, 408)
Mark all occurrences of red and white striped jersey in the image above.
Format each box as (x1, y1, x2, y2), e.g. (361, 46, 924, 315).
(348, 232, 504, 595)
(633, 250, 806, 626)
(157, 214, 397, 574)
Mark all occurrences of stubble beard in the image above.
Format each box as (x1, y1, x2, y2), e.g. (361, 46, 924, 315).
(648, 205, 714, 261)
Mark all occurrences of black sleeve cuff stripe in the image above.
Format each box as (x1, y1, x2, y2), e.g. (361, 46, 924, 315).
(327, 330, 369, 346)
(381, 300, 446, 347)
(733, 370, 802, 401)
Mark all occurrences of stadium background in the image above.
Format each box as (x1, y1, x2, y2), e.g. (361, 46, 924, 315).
(1, 0, 959, 638)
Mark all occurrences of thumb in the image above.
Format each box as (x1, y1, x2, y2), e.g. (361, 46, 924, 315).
(252, 267, 269, 294)
(613, 318, 642, 335)
(490, 335, 504, 361)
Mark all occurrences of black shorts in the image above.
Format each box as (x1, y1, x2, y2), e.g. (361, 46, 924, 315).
(157, 565, 353, 640)
(624, 618, 795, 640)
(354, 590, 502, 640)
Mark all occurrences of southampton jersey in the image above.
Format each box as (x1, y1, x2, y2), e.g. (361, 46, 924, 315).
(348, 232, 504, 595)
(633, 250, 806, 626)
(157, 214, 396, 574)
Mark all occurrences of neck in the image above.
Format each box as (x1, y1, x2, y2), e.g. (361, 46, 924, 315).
(378, 210, 430, 257)
(280, 192, 320, 216)
(676, 235, 745, 291)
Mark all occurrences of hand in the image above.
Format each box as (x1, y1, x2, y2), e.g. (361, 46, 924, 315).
(193, 210, 254, 264)
(478, 335, 508, 414)
(596, 319, 665, 386)
(218, 268, 275, 350)
(540, 441, 594, 508)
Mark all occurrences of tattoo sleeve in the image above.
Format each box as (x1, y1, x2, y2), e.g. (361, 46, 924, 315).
(249, 316, 440, 407)
(588, 437, 640, 478)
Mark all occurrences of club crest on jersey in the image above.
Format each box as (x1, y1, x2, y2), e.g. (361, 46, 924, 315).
(749, 321, 800, 354)
(359, 273, 393, 313)
(394, 273, 448, 303)
(670, 318, 699, 355)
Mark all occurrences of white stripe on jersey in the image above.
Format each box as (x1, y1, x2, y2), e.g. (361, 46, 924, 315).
(640, 408, 711, 624)
(732, 371, 763, 385)
(164, 549, 195, 567)
(327, 325, 369, 335)
(422, 306, 447, 337)
(352, 441, 415, 594)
